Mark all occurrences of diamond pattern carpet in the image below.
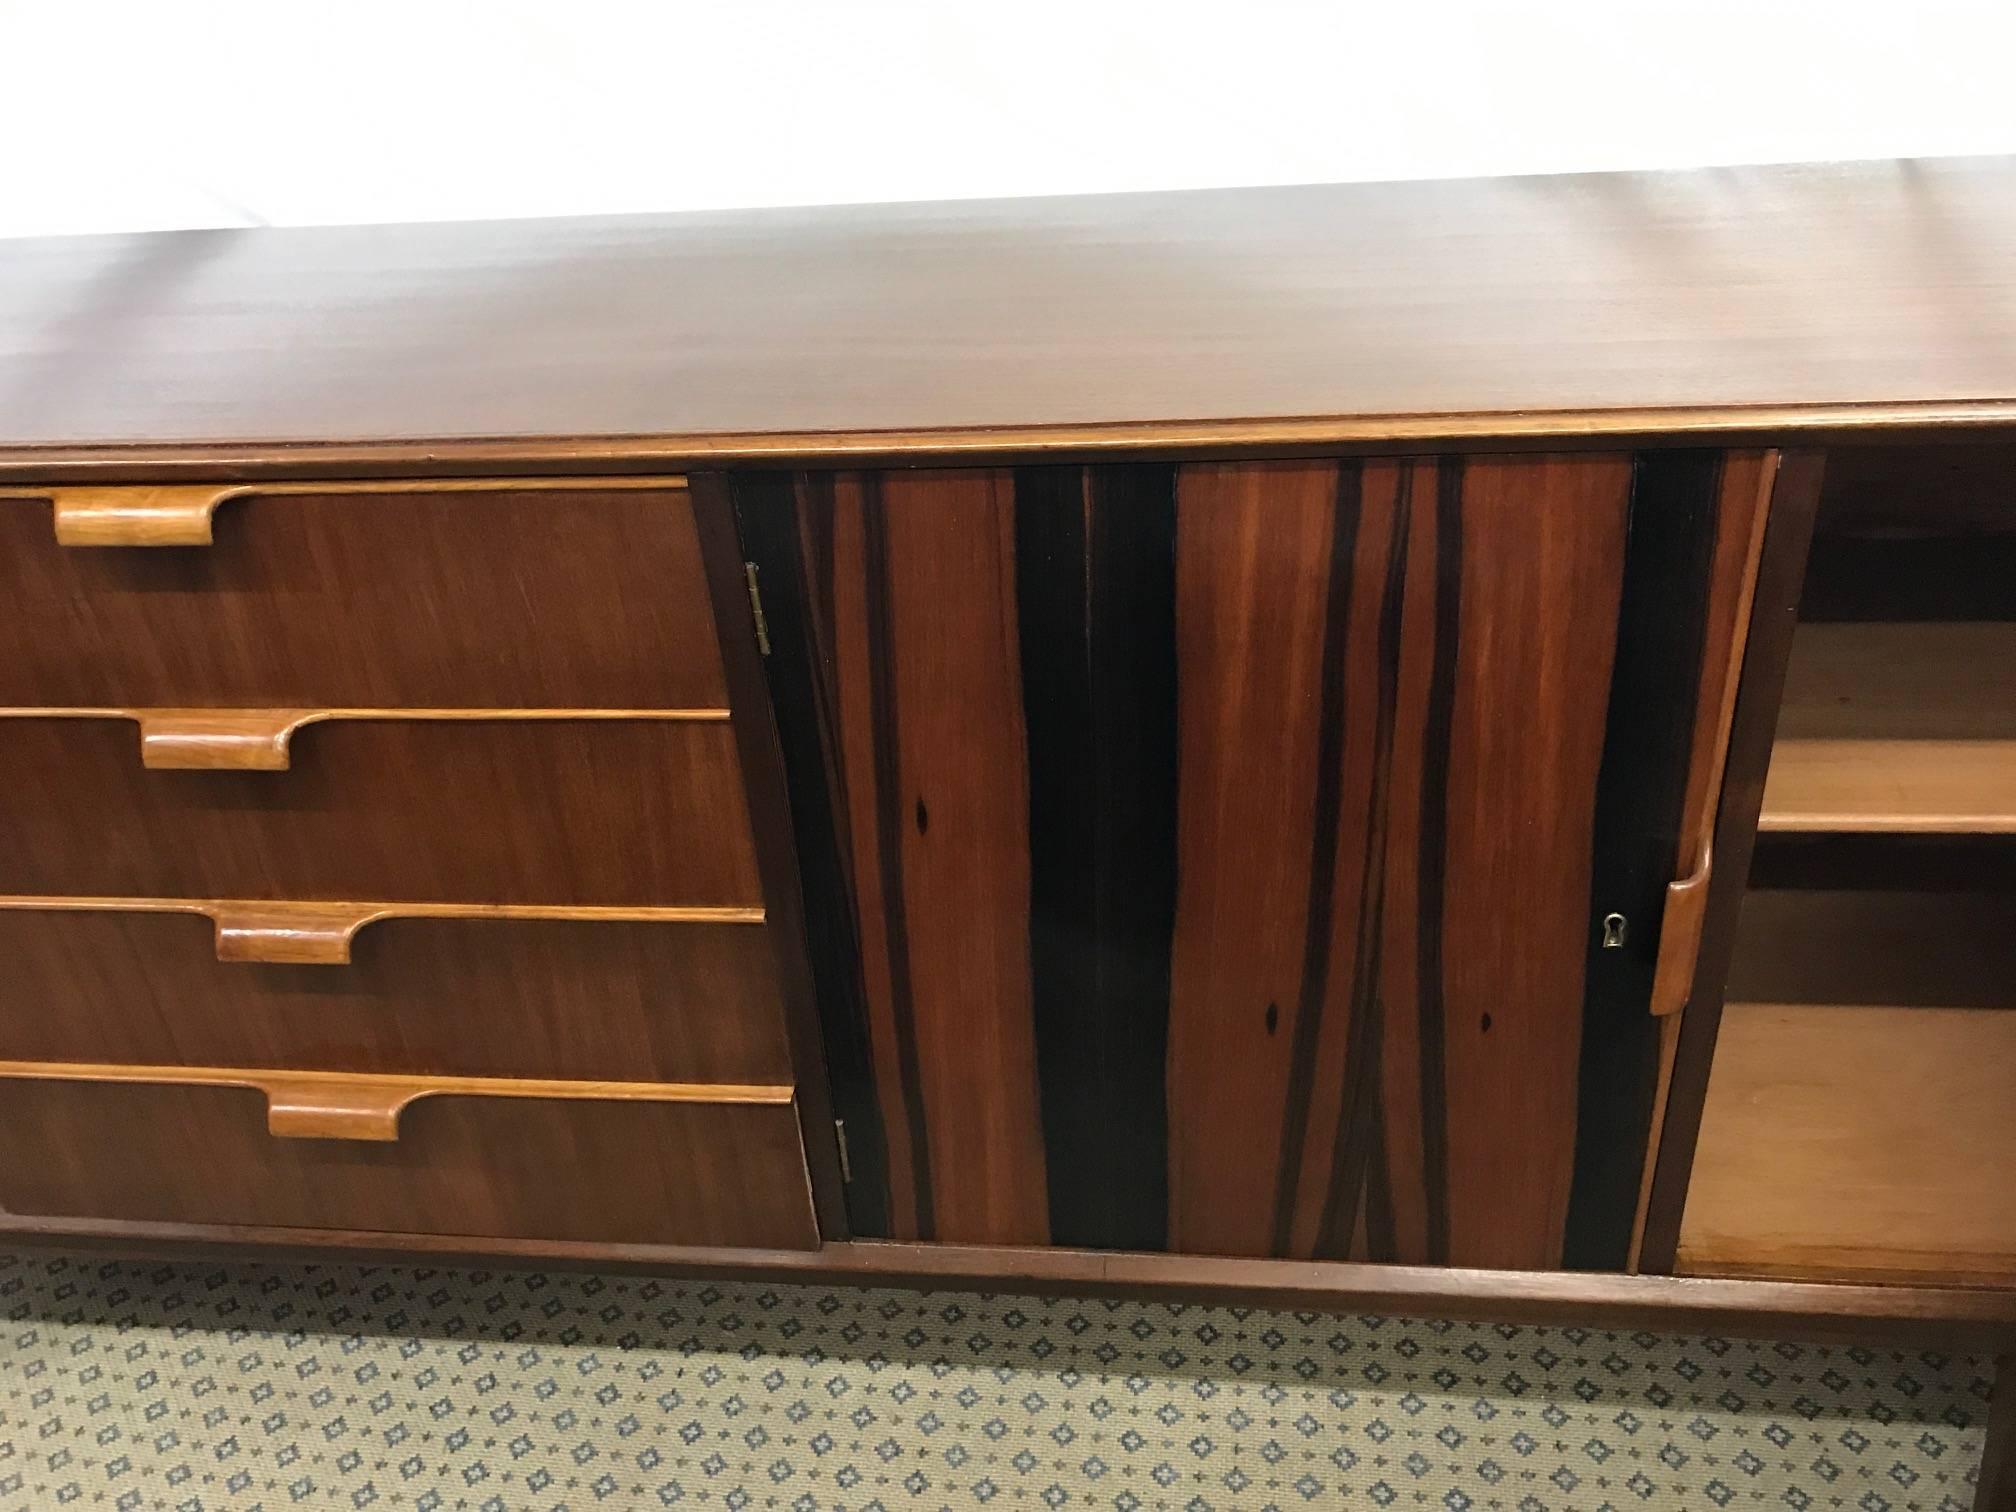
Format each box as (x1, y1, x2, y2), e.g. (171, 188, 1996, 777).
(0, 1250, 1992, 1510)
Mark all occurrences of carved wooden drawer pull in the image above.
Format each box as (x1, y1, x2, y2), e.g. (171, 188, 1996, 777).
(0, 708, 730, 772)
(0, 1061, 794, 1142)
(27, 476, 689, 548)
(210, 901, 401, 965)
(0, 897, 766, 966)
(206, 901, 762, 966)
(137, 709, 310, 770)
(50, 485, 245, 546)
(1648, 846, 1712, 1018)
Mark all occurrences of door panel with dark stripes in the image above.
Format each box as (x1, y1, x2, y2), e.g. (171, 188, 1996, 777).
(738, 451, 1764, 1267)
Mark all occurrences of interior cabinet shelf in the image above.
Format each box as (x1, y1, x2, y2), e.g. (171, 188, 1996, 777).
(1680, 1000, 2016, 1285)
(1759, 621, 2016, 834)
(1679, 889, 2016, 1286)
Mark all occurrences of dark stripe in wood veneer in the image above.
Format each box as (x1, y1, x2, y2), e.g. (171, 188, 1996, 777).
(1415, 459, 1464, 1264)
(1164, 461, 1353, 1256)
(1271, 461, 1362, 1254)
(859, 478, 937, 1237)
(1561, 452, 1721, 1269)
(1017, 465, 1179, 1251)
(690, 474, 851, 1237)
(729, 471, 892, 1236)
(1312, 464, 1412, 1259)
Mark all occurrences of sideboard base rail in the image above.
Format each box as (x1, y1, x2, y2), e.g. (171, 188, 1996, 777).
(2, 1217, 2012, 1350)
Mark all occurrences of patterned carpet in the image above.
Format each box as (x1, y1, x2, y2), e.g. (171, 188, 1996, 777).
(0, 1249, 1991, 1510)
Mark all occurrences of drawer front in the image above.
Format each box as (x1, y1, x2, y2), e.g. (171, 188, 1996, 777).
(0, 480, 727, 710)
(0, 1078, 818, 1249)
(0, 908, 792, 1084)
(0, 716, 761, 905)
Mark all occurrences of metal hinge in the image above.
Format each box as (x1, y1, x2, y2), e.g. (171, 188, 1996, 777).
(834, 1119, 853, 1183)
(743, 561, 772, 656)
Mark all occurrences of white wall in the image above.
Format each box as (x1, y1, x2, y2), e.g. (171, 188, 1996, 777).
(5, 0, 2013, 238)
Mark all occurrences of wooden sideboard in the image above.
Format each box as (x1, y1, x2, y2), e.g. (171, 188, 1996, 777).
(1, 154, 2013, 1499)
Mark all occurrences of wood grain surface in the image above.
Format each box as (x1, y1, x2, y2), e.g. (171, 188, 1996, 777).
(1432, 457, 1632, 1266)
(0, 1079, 817, 1249)
(0, 907, 792, 1083)
(0, 717, 762, 905)
(812, 471, 1050, 1245)
(743, 452, 1761, 1267)
(0, 484, 725, 708)
(1165, 459, 1355, 1259)
(3, 158, 2016, 462)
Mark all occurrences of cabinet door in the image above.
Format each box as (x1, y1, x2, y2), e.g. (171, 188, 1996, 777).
(740, 452, 1772, 1266)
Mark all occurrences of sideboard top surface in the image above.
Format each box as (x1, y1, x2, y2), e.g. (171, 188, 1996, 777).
(4, 155, 2015, 467)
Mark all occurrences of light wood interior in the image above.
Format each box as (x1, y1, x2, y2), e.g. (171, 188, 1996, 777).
(1692, 460, 2016, 1289)
(1760, 622, 2016, 833)
(1680, 888, 2016, 1286)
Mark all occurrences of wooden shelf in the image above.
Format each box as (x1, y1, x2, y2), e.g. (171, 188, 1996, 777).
(1679, 1000, 2016, 1286)
(1760, 622, 2016, 834)
(1681, 888, 2016, 1286)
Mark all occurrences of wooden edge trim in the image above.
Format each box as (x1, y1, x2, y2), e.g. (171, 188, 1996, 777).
(1757, 742, 2016, 833)
(4, 400, 2016, 483)
(808, 1245, 2016, 1346)
(23, 476, 692, 545)
(1759, 815, 2016, 834)
(1676, 1248, 2016, 1292)
(0, 1220, 2008, 1346)
(0, 896, 766, 965)
(0, 708, 735, 771)
(0, 1060, 794, 1142)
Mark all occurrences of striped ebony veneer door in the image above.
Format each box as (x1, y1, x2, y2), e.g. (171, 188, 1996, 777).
(737, 452, 1764, 1267)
